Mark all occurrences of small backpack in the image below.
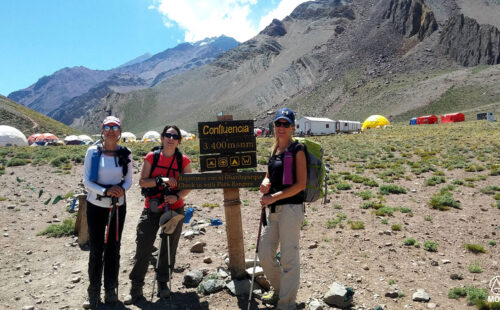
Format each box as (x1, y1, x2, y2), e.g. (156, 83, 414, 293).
(141, 146, 183, 197)
(293, 137, 325, 202)
(89, 144, 131, 182)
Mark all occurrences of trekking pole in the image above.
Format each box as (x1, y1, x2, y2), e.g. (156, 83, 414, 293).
(247, 207, 265, 310)
(112, 197, 119, 303)
(151, 235, 162, 301)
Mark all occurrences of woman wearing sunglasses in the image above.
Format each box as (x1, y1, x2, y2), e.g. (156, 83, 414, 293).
(82, 116, 133, 308)
(258, 108, 307, 310)
(125, 125, 192, 304)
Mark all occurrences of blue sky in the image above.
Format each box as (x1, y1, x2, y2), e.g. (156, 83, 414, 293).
(0, 0, 309, 96)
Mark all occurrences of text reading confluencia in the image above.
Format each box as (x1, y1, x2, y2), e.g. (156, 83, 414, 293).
(202, 124, 250, 135)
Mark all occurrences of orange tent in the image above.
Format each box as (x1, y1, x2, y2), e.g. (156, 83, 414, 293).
(27, 133, 42, 145)
(35, 133, 59, 143)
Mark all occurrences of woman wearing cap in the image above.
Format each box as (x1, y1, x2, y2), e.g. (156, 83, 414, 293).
(82, 116, 133, 308)
(258, 108, 307, 310)
(124, 125, 192, 304)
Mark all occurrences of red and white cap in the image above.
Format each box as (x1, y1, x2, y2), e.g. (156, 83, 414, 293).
(102, 116, 121, 127)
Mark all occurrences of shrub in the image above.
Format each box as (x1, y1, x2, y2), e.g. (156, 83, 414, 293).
(301, 219, 309, 229)
(355, 190, 374, 200)
(379, 185, 407, 195)
(50, 155, 70, 168)
(362, 179, 379, 187)
(424, 215, 432, 221)
(380, 218, 388, 224)
(404, 238, 417, 246)
(374, 206, 396, 217)
(452, 179, 465, 185)
(37, 218, 75, 237)
(6, 158, 30, 167)
(391, 224, 402, 231)
(429, 192, 460, 210)
(481, 186, 500, 195)
(336, 183, 351, 190)
(464, 244, 487, 254)
(468, 262, 483, 273)
(399, 207, 412, 214)
(201, 202, 219, 208)
(350, 221, 365, 230)
(494, 193, 500, 201)
(424, 241, 438, 252)
(425, 176, 446, 186)
(448, 286, 489, 306)
(326, 213, 346, 229)
(489, 241, 496, 246)
(360, 201, 375, 209)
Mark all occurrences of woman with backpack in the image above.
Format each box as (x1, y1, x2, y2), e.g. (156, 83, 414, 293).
(124, 125, 192, 305)
(258, 108, 307, 310)
(82, 116, 133, 309)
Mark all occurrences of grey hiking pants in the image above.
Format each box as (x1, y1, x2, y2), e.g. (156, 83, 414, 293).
(129, 207, 184, 286)
(258, 203, 304, 310)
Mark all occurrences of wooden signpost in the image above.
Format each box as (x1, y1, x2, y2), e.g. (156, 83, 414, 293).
(178, 116, 265, 279)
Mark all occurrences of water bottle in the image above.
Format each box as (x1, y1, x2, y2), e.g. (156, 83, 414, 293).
(89, 149, 101, 182)
(184, 207, 194, 223)
(282, 151, 293, 185)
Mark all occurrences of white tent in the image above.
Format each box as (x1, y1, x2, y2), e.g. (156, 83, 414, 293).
(121, 132, 137, 142)
(78, 135, 93, 143)
(0, 125, 28, 146)
(295, 117, 336, 135)
(142, 131, 161, 142)
(64, 135, 81, 145)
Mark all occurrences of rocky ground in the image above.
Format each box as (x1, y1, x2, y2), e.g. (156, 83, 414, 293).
(0, 145, 498, 310)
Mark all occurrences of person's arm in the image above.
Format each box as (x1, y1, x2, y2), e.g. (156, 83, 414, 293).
(260, 149, 307, 206)
(82, 147, 107, 196)
(139, 160, 157, 188)
(164, 159, 192, 204)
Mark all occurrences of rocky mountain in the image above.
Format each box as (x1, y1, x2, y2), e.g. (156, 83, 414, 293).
(8, 36, 239, 124)
(0, 95, 81, 137)
(73, 0, 500, 135)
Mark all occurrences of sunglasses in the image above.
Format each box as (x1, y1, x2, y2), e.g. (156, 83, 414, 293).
(163, 133, 181, 140)
(274, 121, 291, 128)
(103, 125, 120, 132)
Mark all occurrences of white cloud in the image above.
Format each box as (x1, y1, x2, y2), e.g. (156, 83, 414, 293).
(151, 0, 310, 43)
(258, 0, 310, 31)
(152, 0, 258, 42)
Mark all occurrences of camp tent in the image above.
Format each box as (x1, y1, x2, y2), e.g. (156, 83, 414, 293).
(416, 115, 438, 125)
(362, 115, 390, 131)
(254, 128, 262, 136)
(0, 126, 28, 146)
(142, 131, 161, 142)
(409, 118, 417, 125)
(78, 135, 93, 144)
(121, 132, 137, 142)
(336, 120, 361, 133)
(295, 117, 336, 135)
(27, 133, 42, 145)
(477, 112, 496, 122)
(441, 113, 465, 123)
(35, 133, 59, 144)
(64, 135, 82, 145)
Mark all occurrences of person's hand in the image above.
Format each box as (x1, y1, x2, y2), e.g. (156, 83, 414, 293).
(260, 194, 275, 208)
(260, 181, 271, 194)
(164, 194, 178, 204)
(107, 185, 124, 198)
(161, 177, 177, 188)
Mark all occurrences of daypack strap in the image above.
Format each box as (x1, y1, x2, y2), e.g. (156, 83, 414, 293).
(149, 148, 183, 178)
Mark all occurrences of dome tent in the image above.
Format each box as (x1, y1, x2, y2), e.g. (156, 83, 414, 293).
(121, 132, 137, 142)
(0, 125, 28, 146)
(362, 115, 390, 131)
(142, 131, 161, 142)
(64, 135, 82, 145)
(27, 133, 42, 145)
(78, 135, 93, 144)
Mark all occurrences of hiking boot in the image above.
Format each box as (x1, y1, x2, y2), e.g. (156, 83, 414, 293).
(104, 288, 118, 303)
(157, 281, 170, 299)
(82, 288, 101, 309)
(261, 290, 279, 306)
(123, 285, 144, 305)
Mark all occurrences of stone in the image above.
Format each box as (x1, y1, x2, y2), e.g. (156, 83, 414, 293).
(203, 257, 212, 264)
(199, 279, 225, 295)
(217, 267, 230, 278)
(226, 279, 261, 296)
(309, 299, 325, 310)
(190, 242, 206, 253)
(3, 233, 8, 237)
(183, 270, 203, 288)
(71, 276, 81, 283)
(323, 282, 354, 308)
(246, 266, 264, 277)
(431, 261, 439, 266)
(427, 303, 437, 308)
(385, 289, 399, 298)
(245, 257, 260, 268)
(413, 289, 430, 302)
(441, 259, 451, 264)
(22, 306, 34, 310)
(183, 230, 195, 239)
(308, 242, 319, 249)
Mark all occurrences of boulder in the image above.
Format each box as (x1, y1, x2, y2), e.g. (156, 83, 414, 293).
(323, 282, 354, 308)
(183, 270, 203, 288)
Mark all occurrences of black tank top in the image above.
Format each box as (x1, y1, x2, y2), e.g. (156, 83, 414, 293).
(267, 141, 305, 206)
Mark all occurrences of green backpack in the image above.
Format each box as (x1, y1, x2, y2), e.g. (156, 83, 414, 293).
(294, 137, 325, 202)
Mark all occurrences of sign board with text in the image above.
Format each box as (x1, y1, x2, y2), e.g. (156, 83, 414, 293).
(199, 135, 256, 154)
(198, 120, 254, 140)
(200, 152, 257, 172)
(178, 172, 266, 189)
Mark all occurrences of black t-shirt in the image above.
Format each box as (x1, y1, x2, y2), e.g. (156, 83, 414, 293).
(268, 141, 305, 206)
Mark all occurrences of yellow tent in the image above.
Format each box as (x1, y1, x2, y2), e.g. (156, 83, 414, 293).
(362, 115, 390, 131)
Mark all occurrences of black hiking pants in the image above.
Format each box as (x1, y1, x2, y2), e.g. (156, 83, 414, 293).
(87, 201, 126, 291)
(129, 207, 184, 287)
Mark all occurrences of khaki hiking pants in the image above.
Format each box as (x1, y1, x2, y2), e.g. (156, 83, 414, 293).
(258, 203, 304, 310)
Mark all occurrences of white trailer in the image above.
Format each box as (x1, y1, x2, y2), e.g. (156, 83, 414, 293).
(295, 117, 336, 135)
(336, 120, 361, 133)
